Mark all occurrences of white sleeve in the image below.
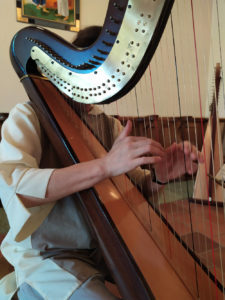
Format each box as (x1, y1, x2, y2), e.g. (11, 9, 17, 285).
(0, 103, 55, 242)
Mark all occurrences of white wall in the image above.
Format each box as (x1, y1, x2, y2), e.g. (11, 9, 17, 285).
(0, 0, 108, 112)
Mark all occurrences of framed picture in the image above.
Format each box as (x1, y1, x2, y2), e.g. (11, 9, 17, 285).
(16, 0, 80, 32)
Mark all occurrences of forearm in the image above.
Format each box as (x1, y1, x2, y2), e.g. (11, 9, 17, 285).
(19, 158, 107, 207)
(47, 159, 107, 199)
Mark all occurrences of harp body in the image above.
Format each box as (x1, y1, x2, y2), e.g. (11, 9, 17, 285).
(10, 0, 225, 299)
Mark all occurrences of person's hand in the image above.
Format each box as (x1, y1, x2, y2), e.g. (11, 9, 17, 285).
(102, 120, 165, 177)
(154, 141, 204, 183)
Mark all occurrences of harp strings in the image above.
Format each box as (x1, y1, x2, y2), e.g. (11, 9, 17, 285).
(62, 0, 225, 294)
(191, 0, 225, 295)
(171, 0, 205, 293)
(148, 0, 224, 293)
(147, 62, 176, 259)
(147, 66, 163, 202)
(133, 73, 165, 228)
(159, 3, 198, 278)
(178, 0, 217, 293)
(189, 0, 213, 281)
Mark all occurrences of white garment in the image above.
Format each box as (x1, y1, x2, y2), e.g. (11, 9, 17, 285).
(0, 103, 81, 300)
(57, 0, 69, 17)
(0, 102, 150, 299)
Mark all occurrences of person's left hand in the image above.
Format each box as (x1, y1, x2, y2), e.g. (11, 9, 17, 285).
(153, 141, 204, 183)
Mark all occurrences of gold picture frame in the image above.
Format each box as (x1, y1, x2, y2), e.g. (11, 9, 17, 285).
(17, 0, 80, 32)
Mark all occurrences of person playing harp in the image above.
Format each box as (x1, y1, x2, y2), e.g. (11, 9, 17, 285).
(0, 27, 203, 300)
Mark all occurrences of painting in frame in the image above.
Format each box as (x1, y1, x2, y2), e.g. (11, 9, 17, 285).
(16, 0, 80, 32)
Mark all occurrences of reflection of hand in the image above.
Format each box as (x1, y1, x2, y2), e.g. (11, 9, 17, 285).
(154, 141, 204, 183)
(102, 120, 165, 177)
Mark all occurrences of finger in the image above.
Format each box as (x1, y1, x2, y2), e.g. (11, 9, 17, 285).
(135, 156, 162, 167)
(114, 120, 132, 144)
(130, 137, 165, 152)
(132, 142, 165, 158)
(187, 162, 198, 174)
(185, 144, 203, 163)
(183, 141, 193, 155)
(182, 142, 200, 161)
(166, 142, 178, 153)
(174, 141, 192, 154)
(190, 151, 198, 161)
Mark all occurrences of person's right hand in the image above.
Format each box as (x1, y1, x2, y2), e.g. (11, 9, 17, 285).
(102, 120, 165, 177)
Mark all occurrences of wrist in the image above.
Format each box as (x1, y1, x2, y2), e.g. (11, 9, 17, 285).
(150, 167, 168, 185)
(98, 156, 111, 179)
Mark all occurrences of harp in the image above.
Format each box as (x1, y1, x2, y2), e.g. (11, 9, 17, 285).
(10, 0, 225, 299)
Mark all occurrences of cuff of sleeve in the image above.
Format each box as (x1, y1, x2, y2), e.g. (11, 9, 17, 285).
(16, 168, 54, 199)
(0, 271, 17, 299)
(5, 168, 56, 242)
(6, 194, 55, 242)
